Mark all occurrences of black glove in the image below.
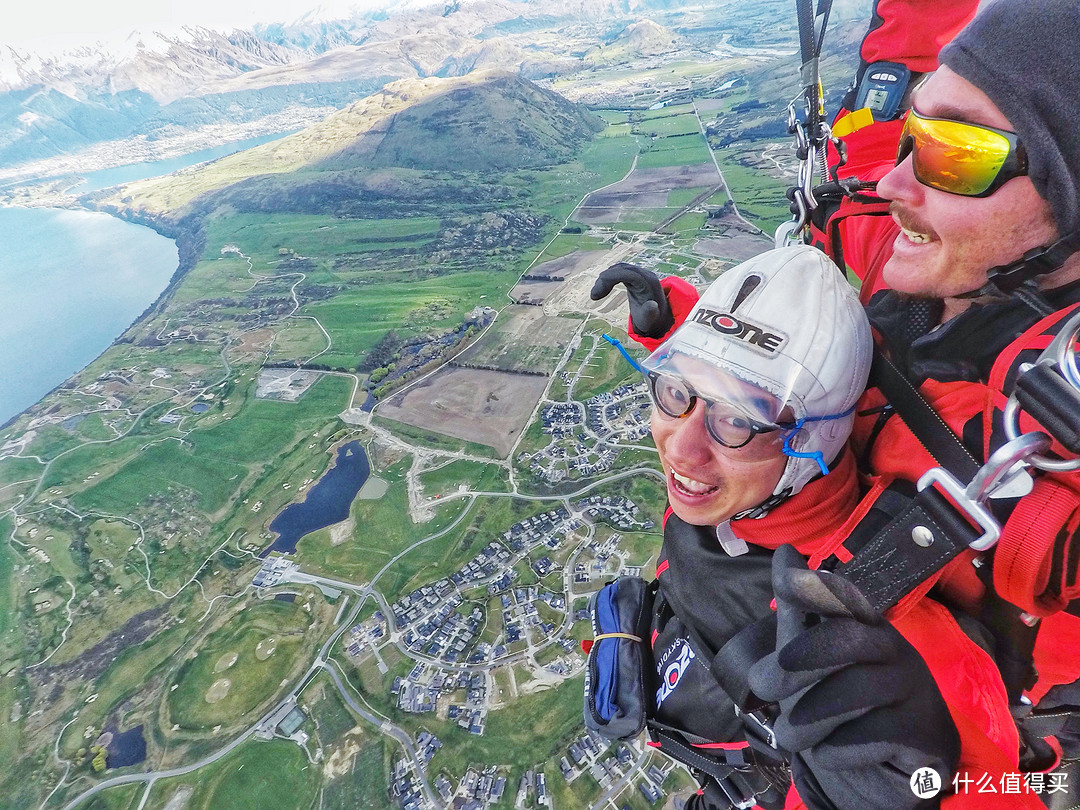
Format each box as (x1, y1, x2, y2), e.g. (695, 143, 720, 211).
(747, 545, 960, 810)
(590, 262, 674, 339)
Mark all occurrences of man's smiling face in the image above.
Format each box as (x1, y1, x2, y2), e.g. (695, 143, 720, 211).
(875, 67, 1059, 315)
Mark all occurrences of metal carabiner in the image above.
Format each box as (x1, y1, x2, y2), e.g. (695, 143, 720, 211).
(775, 191, 810, 248)
(1003, 308, 1080, 472)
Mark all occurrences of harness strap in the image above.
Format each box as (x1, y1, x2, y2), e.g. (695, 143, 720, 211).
(827, 484, 982, 613)
(647, 721, 787, 810)
(869, 347, 980, 480)
(994, 478, 1080, 617)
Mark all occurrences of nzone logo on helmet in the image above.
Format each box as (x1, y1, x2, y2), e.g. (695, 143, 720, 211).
(689, 307, 787, 354)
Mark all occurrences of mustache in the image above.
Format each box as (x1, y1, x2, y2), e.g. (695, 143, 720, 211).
(889, 201, 937, 240)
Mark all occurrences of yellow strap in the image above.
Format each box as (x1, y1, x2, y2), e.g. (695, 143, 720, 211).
(831, 107, 875, 138)
(593, 632, 642, 643)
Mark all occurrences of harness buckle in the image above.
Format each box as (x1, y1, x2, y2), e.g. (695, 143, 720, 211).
(733, 704, 778, 750)
(917, 468, 1001, 551)
(917, 433, 1050, 551)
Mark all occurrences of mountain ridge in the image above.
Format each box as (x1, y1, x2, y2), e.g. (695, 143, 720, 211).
(98, 71, 601, 217)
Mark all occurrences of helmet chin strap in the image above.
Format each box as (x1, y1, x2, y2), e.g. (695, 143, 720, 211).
(954, 230, 1080, 305)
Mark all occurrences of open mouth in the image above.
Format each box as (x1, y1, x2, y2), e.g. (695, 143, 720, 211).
(899, 224, 932, 244)
(670, 470, 719, 497)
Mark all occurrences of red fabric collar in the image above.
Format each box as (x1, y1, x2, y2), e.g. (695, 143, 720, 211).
(731, 449, 859, 556)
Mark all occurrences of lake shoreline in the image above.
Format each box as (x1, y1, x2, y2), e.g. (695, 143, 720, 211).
(0, 204, 187, 430)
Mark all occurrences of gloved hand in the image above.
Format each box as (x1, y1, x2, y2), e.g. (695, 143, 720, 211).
(590, 262, 674, 339)
(747, 544, 960, 810)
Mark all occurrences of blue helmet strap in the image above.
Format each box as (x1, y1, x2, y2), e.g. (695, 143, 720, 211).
(602, 334, 644, 374)
(781, 406, 856, 476)
(604, 333, 853, 480)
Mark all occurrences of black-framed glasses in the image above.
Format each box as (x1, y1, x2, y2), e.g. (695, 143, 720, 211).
(896, 109, 1028, 198)
(646, 372, 793, 449)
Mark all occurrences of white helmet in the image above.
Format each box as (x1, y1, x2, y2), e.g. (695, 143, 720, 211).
(640, 245, 872, 508)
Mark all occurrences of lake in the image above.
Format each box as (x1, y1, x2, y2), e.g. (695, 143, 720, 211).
(0, 207, 179, 426)
(74, 131, 297, 193)
(265, 441, 371, 555)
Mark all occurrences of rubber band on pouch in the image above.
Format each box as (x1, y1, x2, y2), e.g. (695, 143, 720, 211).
(593, 632, 643, 643)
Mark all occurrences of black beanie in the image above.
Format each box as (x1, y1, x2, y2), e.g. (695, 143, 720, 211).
(940, 0, 1080, 236)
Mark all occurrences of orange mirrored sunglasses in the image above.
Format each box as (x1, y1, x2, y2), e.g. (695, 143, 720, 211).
(897, 109, 1028, 197)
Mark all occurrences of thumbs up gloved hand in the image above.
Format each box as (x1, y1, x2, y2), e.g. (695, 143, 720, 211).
(747, 544, 960, 810)
(591, 262, 675, 340)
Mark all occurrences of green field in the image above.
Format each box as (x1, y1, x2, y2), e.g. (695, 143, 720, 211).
(144, 740, 320, 810)
(667, 186, 718, 207)
(309, 677, 360, 745)
(74, 784, 144, 810)
(637, 140, 714, 169)
(76, 442, 247, 515)
(636, 114, 702, 137)
(573, 326, 645, 401)
(60, 617, 188, 756)
(711, 147, 791, 232)
(207, 213, 442, 259)
(386, 495, 559, 604)
(431, 674, 586, 776)
(323, 735, 394, 810)
(302, 270, 519, 369)
(0, 518, 18, 643)
(418, 459, 509, 497)
(168, 600, 315, 729)
(372, 417, 503, 459)
(535, 232, 612, 261)
(661, 211, 709, 234)
(64, 376, 350, 523)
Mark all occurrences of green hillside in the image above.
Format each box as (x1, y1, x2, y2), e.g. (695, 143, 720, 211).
(322, 74, 603, 173)
(104, 72, 602, 218)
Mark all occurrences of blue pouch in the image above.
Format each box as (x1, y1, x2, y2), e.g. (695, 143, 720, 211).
(583, 576, 653, 740)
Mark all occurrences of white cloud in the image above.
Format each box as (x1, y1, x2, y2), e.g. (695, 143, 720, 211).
(2, 0, 386, 53)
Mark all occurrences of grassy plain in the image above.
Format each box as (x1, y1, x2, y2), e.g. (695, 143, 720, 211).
(323, 734, 394, 810)
(372, 417, 503, 459)
(74, 784, 143, 810)
(712, 147, 791, 233)
(210, 213, 442, 258)
(309, 676, 359, 745)
(294, 456, 463, 588)
(168, 599, 314, 730)
(302, 270, 520, 369)
(64, 376, 349, 524)
(430, 674, 585, 776)
(637, 140, 713, 169)
(58, 617, 188, 755)
(0, 517, 19, 644)
(387, 495, 560, 603)
(143, 740, 320, 810)
(535, 232, 611, 261)
(418, 459, 509, 497)
(571, 329, 644, 401)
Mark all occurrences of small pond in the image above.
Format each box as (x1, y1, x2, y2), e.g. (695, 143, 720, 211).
(105, 724, 147, 768)
(263, 441, 370, 555)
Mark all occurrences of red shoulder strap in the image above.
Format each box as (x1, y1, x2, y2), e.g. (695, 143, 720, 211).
(994, 476, 1080, 616)
(984, 304, 1080, 615)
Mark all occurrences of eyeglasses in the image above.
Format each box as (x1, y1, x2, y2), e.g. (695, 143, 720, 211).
(896, 109, 1028, 197)
(647, 372, 793, 449)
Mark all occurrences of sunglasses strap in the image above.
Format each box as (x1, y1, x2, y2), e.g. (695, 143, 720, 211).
(958, 230, 1080, 300)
